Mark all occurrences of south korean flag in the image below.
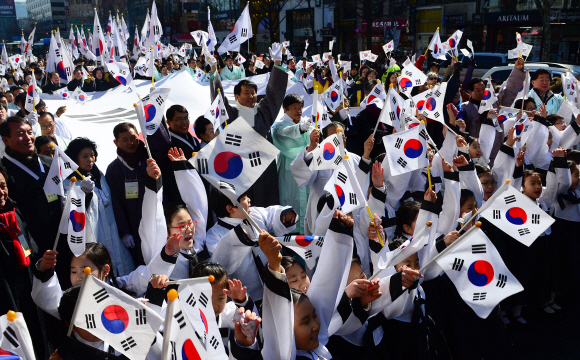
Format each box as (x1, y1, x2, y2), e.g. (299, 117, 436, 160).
(310, 133, 345, 171)
(497, 106, 519, 131)
(360, 82, 387, 108)
(178, 279, 228, 359)
(322, 81, 343, 111)
(163, 290, 210, 360)
(383, 125, 429, 176)
(136, 88, 171, 135)
(479, 183, 554, 246)
(435, 227, 523, 318)
(380, 86, 406, 131)
(276, 235, 325, 269)
(204, 91, 229, 129)
(398, 63, 427, 94)
(421, 82, 447, 122)
(237, 53, 246, 64)
(44, 144, 79, 197)
(478, 79, 498, 114)
(0, 312, 35, 360)
(72, 275, 164, 360)
(67, 185, 88, 256)
(512, 114, 533, 151)
(192, 119, 279, 203)
(323, 160, 365, 214)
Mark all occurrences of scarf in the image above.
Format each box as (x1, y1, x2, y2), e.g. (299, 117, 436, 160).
(5, 146, 40, 174)
(0, 208, 29, 267)
(468, 97, 482, 107)
(116, 141, 147, 170)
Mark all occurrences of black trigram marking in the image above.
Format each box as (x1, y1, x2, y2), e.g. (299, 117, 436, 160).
(391, 97, 397, 105)
(452, 258, 464, 271)
(199, 292, 209, 307)
(51, 176, 61, 185)
(419, 129, 429, 141)
(394, 138, 403, 149)
(473, 292, 487, 301)
(332, 137, 340, 147)
(518, 228, 530, 236)
(70, 235, 83, 244)
(504, 195, 516, 204)
(415, 78, 422, 85)
(219, 181, 235, 191)
(3, 326, 19, 348)
(334, 156, 342, 165)
(472, 244, 486, 254)
(174, 310, 186, 329)
(225, 134, 242, 146)
(121, 336, 137, 351)
(373, 87, 381, 95)
(433, 111, 440, 118)
(197, 159, 208, 174)
(249, 152, 261, 167)
(350, 193, 357, 205)
(316, 157, 322, 166)
(210, 335, 219, 350)
(532, 214, 540, 224)
(316, 237, 324, 247)
(155, 95, 164, 106)
(404, 70, 412, 76)
(397, 157, 407, 168)
(493, 210, 501, 219)
(337, 172, 347, 184)
(186, 293, 196, 307)
(93, 288, 109, 303)
(389, 112, 396, 121)
(71, 198, 82, 207)
(170, 341, 177, 360)
(85, 314, 96, 328)
(496, 274, 507, 288)
(434, 90, 441, 97)
(229, 35, 238, 43)
(283, 235, 292, 242)
(241, 28, 248, 37)
(305, 250, 313, 259)
(63, 162, 71, 169)
(135, 309, 147, 325)
(146, 123, 155, 130)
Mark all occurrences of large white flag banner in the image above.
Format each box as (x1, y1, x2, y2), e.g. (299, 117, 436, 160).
(435, 227, 523, 318)
(72, 275, 164, 360)
(191, 118, 279, 202)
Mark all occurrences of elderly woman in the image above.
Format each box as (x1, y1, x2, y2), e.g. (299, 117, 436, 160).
(82, 67, 111, 92)
(64, 137, 135, 276)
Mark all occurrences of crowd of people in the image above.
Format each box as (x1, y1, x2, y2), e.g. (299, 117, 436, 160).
(0, 39, 579, 360)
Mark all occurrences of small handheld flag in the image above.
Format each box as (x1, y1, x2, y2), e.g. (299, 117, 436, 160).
(382, 124, 430, 176)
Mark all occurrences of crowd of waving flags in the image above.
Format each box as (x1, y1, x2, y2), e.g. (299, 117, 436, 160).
(0, 7, 573, 357)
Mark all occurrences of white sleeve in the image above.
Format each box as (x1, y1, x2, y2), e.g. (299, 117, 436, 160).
(354, 156, 372, 196)
(436, 172, 461, 235)
(542, 157, 572, 205)
(173, 160, 208, 254)
(559, 121, 580, 149)
(458, 163, 484, 208)
(251, 205, 298, 236)
(31, 268, 62, 319)
(439, 131, 458, 164)
(367, 270, 412, 316)
(260, 267, 296, 360)
(383, 157, 412, 209)
(492, 144, 517, 186)
(526, 116, 551, 168)
(307, 218, 354, 346)
(290, 147, 318, 188)
(116, 249, 177, 298)
(54, 115, 74, 141)
(329, 58, 340, 83)
(138, 176, 166, 265)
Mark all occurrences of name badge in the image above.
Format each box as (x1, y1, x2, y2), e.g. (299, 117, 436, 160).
(45, 190, 58, 203)
(125, 181, 139, 199)
(17, 232, 31, 257)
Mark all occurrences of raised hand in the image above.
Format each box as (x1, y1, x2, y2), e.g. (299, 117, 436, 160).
(146, 158, 161, 179)
(233, 307, 261, 347)
(39, 250, 58, 272)
(224, 279, 247, 302)
(371, 160, 384, 188)
(168, 147, 187, 161)
(259, 231, 282, 272)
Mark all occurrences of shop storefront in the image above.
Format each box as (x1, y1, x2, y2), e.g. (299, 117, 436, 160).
(416, 7, 443, 54)
(483, 11, 543, 61)
(284, 8, 315, 56)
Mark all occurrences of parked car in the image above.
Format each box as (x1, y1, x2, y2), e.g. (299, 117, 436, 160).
(482, 62, 580, 85)
(436, 52, 508, 78)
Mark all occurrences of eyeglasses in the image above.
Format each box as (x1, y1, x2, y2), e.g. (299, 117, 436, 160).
(481, 181, 497, 188)
(173, 116, 189, 122)
(168, 220, 197, 232)
(429, 77, 438, 80)
(41, 123, 54, 130)
(554, 121, 566, 126)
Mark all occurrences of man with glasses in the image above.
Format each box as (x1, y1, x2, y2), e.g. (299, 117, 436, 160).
(37, 112, 69, 149)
